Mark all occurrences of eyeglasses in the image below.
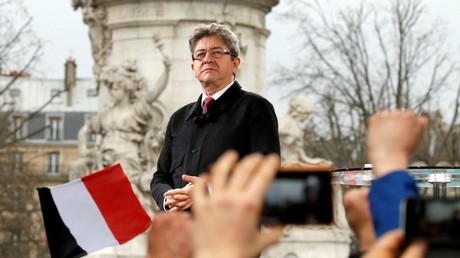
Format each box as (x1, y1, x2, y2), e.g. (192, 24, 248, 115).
(192, 48, 233, 61)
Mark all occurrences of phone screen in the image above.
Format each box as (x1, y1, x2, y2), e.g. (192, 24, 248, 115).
(402, 198, 460, 244)
(261, 171, 333, 225)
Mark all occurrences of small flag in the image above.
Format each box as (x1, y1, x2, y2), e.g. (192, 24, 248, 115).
(37, 163, 151, 258)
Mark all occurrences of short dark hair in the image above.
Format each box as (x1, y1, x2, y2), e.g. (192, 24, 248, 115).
(189, 23, 240, 60)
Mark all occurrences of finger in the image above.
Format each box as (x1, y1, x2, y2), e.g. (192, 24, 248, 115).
(208, 150, 239, 191)
(364, 230, 403, 258)
(256, 225, 283, 252)
(170, 194, 190, 202)
(192, 174, 209, 211)
(182, 202, 193, 210)
(176, 199, 192, 210)
(414, 115, 428, 135)
(228, 153, 264, 192)
(359, 187, 370, 197)
(343, 187, 369, 210)
(164, 189, 186, 196)
(183, 174, 200, 184)
(418, 116, 428, 130)
(401, 241, 427, 258)
(164, 198, 177, 207)
(342, 188, 375, 251)
(246, 154, 280, 200)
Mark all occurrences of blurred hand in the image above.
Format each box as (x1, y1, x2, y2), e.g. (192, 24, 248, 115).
(366, 110, 428, 178)
(146, 212, 192, 258)
(192, 150, 283, 258)
(363, 230, 427, 258)
(343, 188, 375, 251)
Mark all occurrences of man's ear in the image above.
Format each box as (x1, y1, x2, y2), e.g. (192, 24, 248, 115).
(232, 57, 240, 74)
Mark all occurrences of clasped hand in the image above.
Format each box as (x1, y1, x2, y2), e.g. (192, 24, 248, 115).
(164, 174, 200, 211)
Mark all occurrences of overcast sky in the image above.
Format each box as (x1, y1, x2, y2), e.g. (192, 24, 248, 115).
(21, 0, 460, 116)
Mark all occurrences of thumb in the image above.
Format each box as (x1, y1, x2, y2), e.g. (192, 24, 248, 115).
(401, 241, 427, 258)
(182, 174, 200, 184)
(255, 226, 283, 253)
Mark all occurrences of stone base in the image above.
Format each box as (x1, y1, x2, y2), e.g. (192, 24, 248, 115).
(261, 226, 352, 258)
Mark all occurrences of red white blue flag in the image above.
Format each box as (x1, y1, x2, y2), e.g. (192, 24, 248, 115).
(37, 163, 151, 258)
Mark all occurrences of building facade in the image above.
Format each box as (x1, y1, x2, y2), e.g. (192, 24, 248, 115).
(0, 58, 98, 184)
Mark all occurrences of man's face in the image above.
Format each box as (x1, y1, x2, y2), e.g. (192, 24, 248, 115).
(191, 35, 240, 87)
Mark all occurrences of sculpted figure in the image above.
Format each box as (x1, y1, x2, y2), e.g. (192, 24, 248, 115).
(77, 38, 170, 211)
(78, 59, 169, 165)
(72, 0, 112, 93)
(279, 96, 332, 167)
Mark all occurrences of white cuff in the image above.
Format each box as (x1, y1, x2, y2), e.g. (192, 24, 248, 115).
(163, 196, 171, 212)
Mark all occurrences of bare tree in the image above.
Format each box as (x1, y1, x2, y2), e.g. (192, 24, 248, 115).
(0, 1, 51, 257)
(0, 0, 42, 76)
(271, 0, 460, 167)
(0, 150, 50, 258)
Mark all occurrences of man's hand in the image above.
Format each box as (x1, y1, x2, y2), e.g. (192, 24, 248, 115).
(164, 174, 201, 211)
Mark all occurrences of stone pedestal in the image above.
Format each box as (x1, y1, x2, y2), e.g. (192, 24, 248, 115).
(262, 227, 351, 258)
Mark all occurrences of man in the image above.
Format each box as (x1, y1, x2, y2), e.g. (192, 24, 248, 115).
(150, 23, 280, 211)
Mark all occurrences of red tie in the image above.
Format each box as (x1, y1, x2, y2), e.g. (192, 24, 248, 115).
(203, 97, 215, 114)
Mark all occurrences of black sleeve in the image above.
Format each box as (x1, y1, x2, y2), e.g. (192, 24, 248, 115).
(150, 120, 174, 211)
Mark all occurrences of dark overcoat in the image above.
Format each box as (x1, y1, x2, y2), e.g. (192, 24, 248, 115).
(150, 81, 280, 210)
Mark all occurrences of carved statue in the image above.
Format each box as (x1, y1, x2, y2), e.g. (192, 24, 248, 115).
(72, 0, 112, 93)
(73, 36, 170, 213)
(279, 96, 333, 167)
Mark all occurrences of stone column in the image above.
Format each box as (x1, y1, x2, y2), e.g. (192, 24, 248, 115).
(76, 0, 279, 115)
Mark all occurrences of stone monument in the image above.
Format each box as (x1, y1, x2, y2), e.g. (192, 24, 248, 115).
(278, 96, 333, 167)
(72, 0, 279, 114)
(260, 96, 353, 258)
(70, 0, 280, 257)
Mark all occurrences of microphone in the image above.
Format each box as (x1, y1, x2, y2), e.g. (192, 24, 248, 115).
(193, 115, 205, 124)
(193, 113, 215, 124)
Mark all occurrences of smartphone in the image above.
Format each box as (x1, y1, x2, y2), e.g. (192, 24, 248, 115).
(402, 197, 460, 245)
(261, 170, 333, 225)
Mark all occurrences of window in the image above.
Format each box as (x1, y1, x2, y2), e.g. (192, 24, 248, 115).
(87, 88, 96, 97)
(47, 115, 62, 141)
(12, 115, 27, 140)
(10, 152, 24, 173)
(51, 89, 61, 98)
(9, 89, 21, 97)
(48, 152, 60, 174)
